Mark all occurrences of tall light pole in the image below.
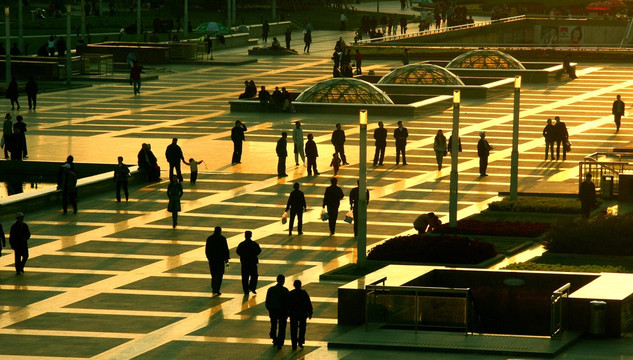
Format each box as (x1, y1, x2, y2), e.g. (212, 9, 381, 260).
(18, 0, 23, 54)
(81, 0, 86, 40)
(377, 0, 380, 13)
(66, 4, 72, 86)
(5, 7, 11, 87)
(272, 0, 276, 21)
(184, 0, 188, 37)
(227, 0, 231, 28)
(357, 109, 368, 264)
(510, 76, 521, 200)
(449, 90, 460, 227)
(99, 0, 103, 16)
(232, 0, 236, 25)
(137, 0, 141, 42)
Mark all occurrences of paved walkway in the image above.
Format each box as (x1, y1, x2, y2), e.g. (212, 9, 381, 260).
(1, 12, 633, 359)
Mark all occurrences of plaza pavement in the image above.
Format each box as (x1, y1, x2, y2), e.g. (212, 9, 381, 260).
(2, 7, 633, 359)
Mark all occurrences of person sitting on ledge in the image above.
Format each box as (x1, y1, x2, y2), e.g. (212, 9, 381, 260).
(271, 37, 282, 50)
(414, 212, 442, 234)
(563, 55, 577, 80)
(259, 86, 271, 112)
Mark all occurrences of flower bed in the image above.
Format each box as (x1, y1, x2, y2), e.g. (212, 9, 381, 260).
(487, 196, 584, 214)
(434, 219, 550, 237)
(367, 234, 497, 265)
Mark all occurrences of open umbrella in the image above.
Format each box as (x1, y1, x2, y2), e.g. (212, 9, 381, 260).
(194, 21, 230, 35)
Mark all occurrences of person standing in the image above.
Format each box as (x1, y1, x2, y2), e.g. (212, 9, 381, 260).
(433, 129, 447, 170)
(354, 49, 363, 75)
(130, 60, 142, 95)
(402, 48, 410, 65)
(204, 34, 213, 60)
(340, 13, 348, 30)
(579, 173, 597, 219)
(2, 113, 12, 159)
(394, 121, 409, 165)
(114, 156, 130, 202)
(167, 176, 183, 228)
(236, 230, 262, 295)
(288, 279, 313, 350)
(553, 116, 568, 161)
(612, 94, 625, 132)
(61, 163, 78, 214)
(286, 183, 307, 236)
(11, 116, 26, 160)
(205, 226, 230, 296)
(262, 20, 270, 43)
(231, 120, 247, 164)
(165, 138, 186, 182)
(187, 158, 203, 184)
(349, 180, 369, 237)
(9, 212, 30, 275)
(477, 131, 492, 176)
(303, 29, 312, 53)
(285, 28, 292, 50)
(323, 177, 344, 236)
(542, 118, 555, 160)
(276, 132, 288, 177)
(447, 135, 462, 157)
(26, 76, 39, 111)
(373, 121, 387, 166)
(293, 121, 305, 166)
(305, 133, 319, 176)
(6, 76, 19, 110)
(331, 123, 348, 165)
(266, 274, 289, 350)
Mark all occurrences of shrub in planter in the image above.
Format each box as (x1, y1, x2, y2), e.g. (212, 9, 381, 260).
(488, 197, 584, 214)
(367, 234, 497, 264)
(543, 214, 633, 255)
(434, 219, 550, 237)
(503, 262, 628, 273)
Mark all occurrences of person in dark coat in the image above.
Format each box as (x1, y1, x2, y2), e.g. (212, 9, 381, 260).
(286, 183, 307, 235)
(373, 121, 387, 166)
(305, 133, 319, 176)
(2, 113, 11, 159)
(288, 279, 313, 350)
(205, 226, 230, 296)
(331, 123, 348, 165)
(262, 20, 270, 43)
(266, 274, 289, 349)
(167, 176, 183, 228)
(56, 37, 67, 57)
(542, 118, 555, 160)
(322, 177, 344, 236)
(165, 138, 186, 182)
(303, 29, 311, 53)
(231, 120, 247, 164)
(612, 94, 625, 132)
(138, 143, 160, 181)
(130, 60, 142, 95)
(114, 156, 130, 202)
(285, 28, 291, 49)
(61, 163, 78, 214)
(477, 131, 492, 176)
(579, 173, 597, 219)
(25, 76, 38, 111)
(10, 212, 31, 274)
(6, 76, 20, 110)
(447, 135, 462, 157)
(393, 120, 409, 165)
(236, 230, 261, 295)
(349, 180, 369, 237)
(552, 116, 568, 161)
(12, 115, 27, 160)
(276, 132, 288, 177)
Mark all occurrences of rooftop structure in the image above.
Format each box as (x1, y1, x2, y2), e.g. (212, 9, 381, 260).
(295, 78, 394, 104)
(378, 64, 465, 86)
(447, 50, 526, 70)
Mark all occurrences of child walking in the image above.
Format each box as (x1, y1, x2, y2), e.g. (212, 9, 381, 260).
(187, 158, 203, 184)
(330, 153, 341, 175)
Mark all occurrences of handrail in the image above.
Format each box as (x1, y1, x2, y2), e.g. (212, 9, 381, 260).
(584, 151, 633, 162)
(550, 283, 570, 338)
(621, 19, 633, 48)
(367, 276, 387, 287)
(357, 15, 526, 45)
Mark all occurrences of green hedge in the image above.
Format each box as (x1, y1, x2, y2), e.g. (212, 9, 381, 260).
(503, 262, 627, 273)
(543, 215, 633, 255)
(487, 196, 585, 214)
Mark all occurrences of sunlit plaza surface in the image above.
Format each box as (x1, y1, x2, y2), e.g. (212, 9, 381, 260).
(2, 3, 633, 359)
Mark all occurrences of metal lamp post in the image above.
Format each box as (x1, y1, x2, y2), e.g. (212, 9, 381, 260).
(137, 0, 141, 42)
(272, 0, 276, 21)
(5, 6, 10, 87)
(18, 0, 22, 54)
(81, 0, 86, 40)
(510, 76, 522, 200)
(357, 109, 368, 264)
(449, 90, 460, 227)
(184, 0, 188, 37)
(227, 0, 231, 28)
(66, 4, 72, 85)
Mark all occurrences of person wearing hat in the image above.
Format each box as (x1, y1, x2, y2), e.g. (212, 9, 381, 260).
(61, 163, 78, 214)
(9, 212, 30, 274)
(477, 131, 493, 176)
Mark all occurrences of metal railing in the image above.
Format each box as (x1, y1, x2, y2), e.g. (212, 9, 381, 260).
(579, 153, 633, 196)
(357, 15, 526, 45)
(365, 284, 473, 333)
(550, 283, 570, 338)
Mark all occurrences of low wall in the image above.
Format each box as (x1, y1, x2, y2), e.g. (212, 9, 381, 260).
(377, 77, 514, 99)
(245, 21, 292, 39)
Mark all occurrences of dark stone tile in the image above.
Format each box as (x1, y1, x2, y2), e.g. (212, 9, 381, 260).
(0, 334, 128, 357)
(107, 228, 214, 241)
(237, 300, 337, 319)
(118, 276, 256, 295)
(65, 293, 228, 313)
(27, 224, 100, 236)
(27, 255, 157, 271)
(166, 261, 314, 278)
(0, 270, 110, 287)
(148, 216, 272, 229)
(61, 240, 199, 256)
(8, 312, 183, 333)
(0, 289, 63, 307)
(190, 318, 341, 340)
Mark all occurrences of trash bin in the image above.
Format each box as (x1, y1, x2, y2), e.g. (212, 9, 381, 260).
(619, 174, 633, 201)
(589, 300, 607, 337)
(601, 175, 613, 199)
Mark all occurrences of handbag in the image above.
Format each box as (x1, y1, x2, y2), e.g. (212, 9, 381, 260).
(320, 208, 328, 221)
(344, 210, 353, 224)
(564, 140, 571, 152)
(281, 211, 288, 225)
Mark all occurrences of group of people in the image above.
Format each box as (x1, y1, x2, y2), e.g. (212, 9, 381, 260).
(2, 113, 28, 160)
(256, 85, 294, 112)
(5, 76, 39, 111)
(541, 116, 570, 161)
(332, 38, 363, 77)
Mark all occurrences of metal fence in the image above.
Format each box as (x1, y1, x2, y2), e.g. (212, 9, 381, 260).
(550, 283, 570, 338)
(579, 153, 633, 196)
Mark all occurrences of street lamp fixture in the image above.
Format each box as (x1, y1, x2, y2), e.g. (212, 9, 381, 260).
(5, 7, 9, 16)
(449, 90, 460, 227)
(357, 109, 368, 263)
(5, 7, 11, 87)
(510, 75, 522, 200)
